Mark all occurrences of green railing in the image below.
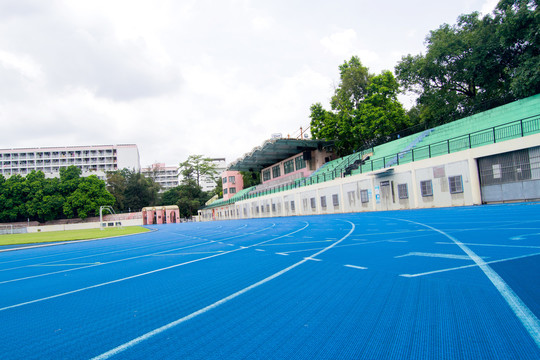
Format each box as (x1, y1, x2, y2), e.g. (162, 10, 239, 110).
(204, 114, 540, 208)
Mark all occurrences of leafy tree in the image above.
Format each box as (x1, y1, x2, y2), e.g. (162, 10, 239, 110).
(395, 0, 539, 126)
(63, 175, 115, 220)
(179, 155, 218, 188)
(106, 169, 160, 212)
(310, 57, 410, 155)
(240, 170, 260, 188)
(159, 179, 211, 218)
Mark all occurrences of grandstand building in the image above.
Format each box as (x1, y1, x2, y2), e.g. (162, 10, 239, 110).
(142, 163, 179, 191)
(0, 144, 140, 181)
(200, 94, 540, 221)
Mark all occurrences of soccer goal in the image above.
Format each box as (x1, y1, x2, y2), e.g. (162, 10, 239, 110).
(99, 206, 123, 230)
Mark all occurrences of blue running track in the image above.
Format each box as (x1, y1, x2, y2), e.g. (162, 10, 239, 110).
(0, 203, 539, 359)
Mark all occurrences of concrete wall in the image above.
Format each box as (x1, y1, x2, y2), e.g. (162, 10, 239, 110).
(27, 218, 143, 232)
(201, 133, 540, 221)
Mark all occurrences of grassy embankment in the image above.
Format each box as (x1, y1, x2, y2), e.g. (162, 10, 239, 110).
(0, 226, 150, 246)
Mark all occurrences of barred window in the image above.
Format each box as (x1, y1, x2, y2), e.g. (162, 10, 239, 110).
(310, 197, 316, 209)
(332, 194, 339, 207)
(272, 165, 281, 178)
(398, 184, 408, 199)
(360, 189, 369, 203)
(449, 175, 463, 194)
(263, 169, 271, 181)
(295, 156, 306, 170)
(320, 196, 327, 208)
(272, 203, 276, 212)
(420, 180, 433, 197)
(290, 200, 295, 211)
(283, 159, 295, 174)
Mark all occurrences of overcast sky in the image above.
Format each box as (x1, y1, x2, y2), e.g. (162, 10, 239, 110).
(0, 0, 498, 168)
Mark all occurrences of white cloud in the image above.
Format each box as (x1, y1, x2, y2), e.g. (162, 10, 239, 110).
(320, 29, 358, 58)
(480, 0, 499, 15)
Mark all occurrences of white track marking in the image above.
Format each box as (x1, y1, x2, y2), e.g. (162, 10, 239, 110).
(275, 252, 289, 256)
(436, 242, 540, 249)
(30, 263, 101, 267)
(344, 264, 367, 270)
(303, 257, 321, 261)
(0, 241, 216, 285)
(400, 251, 540, 278)
(255, 249, 265, 252)
(395, 218, 540, 348)
(259, 240, 333, 246)
(90, 221, 356, 360)
(0, 222, 310, 311)
(395, 252, 475, 260)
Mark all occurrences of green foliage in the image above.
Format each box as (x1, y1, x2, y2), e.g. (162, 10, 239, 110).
(395, 0, 539, 126)
(159, 180, 211, 218)
(179, 155, 218, 188)
(106, 169, 160, 212)
(310, 57, 410, 155)
(0, 166, 116, 223)
(240, 170, 260, 188)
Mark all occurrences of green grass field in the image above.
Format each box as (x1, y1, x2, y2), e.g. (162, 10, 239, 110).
(0, 226, 150, 246)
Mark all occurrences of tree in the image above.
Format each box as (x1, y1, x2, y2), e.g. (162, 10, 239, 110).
(106, 169, 160, 212)
(179, 155, 218, 188)
(310, 57, 410, 155)
(63, 175, 115, 220)
(395, 1, 539, 126)
(159, 180, 211, 218)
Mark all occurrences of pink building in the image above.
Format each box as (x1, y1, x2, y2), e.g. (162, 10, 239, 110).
(142, 205, 180, 225)
(222, 170, 244, 200)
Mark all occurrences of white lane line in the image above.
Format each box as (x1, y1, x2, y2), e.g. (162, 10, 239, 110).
(29, 263, 101, 267)
(0, 241, 216, 285)
(344, 264, 367, 270)
(395, 252, 474, 260)
(395, 218, 540, 348)
(303, 257, 321, 261)
(0, 222, 311, 311)
(436, 242, 540, 249)
(151, 251, 224, 256)
(275, 252, 289, 256)
(260, 240, 333, 246)
(255, 249, 265, 252)
(400, 251, 540, 278)
(90, 220, 356, 360)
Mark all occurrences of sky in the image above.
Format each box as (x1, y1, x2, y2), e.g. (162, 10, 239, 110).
(0, 0, 499, 168)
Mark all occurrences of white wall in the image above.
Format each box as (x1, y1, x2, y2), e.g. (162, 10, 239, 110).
(202, 134, 540, 221)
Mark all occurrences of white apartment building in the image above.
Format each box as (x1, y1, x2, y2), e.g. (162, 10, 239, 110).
(200, 158, 226, 192)
(0, 144, 140, 181)
(142, 163, 180, 191)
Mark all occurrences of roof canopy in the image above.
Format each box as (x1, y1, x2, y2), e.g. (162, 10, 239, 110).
(228, 138, 334, 172)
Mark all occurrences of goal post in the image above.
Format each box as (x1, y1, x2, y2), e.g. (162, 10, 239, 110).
(99, 206, 123, 230)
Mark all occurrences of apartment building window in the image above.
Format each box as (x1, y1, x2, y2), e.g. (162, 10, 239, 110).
(224, 188, 228, 194)
(272, 165, 281, 178)
(223, 176, 227, 184)
(420, 180, 433, 197)
(449, 175, 463, 194)
(230, 187, 236, 194)
(228, 176, 235, 184)
(263, 169, 271, 181)
(283, 159, 294, 174)
(398, 184, 409, 199)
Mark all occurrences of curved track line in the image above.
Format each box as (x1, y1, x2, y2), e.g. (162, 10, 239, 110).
(395, 218, 540, 349)
(0, 222, 309, 312)
(91, 220, 355, 360)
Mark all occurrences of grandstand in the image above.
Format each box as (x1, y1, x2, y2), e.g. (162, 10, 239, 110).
(200, 94, 540, 220)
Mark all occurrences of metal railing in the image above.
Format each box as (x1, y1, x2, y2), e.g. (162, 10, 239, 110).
(204, 114, 540, 208)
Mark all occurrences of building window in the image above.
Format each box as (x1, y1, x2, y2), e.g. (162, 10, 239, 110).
(295, 156, 306, 170)
(272, 203, 276, 212)
(449, 175, 463, 193)
(263, 169, 271, 181)
(360, 189, 369, 203)
(332, 194, 339, 207)
(230, 187, 236, 194)
(420, 180, 433, 197)
(310, 197, 316, 209)
(320, 196, 327, 208)
(223, 188, 228, 194)
(284, 159, 295, 174)
(228, 176, 235, 184)
(223, 177, 227, 184)
(272, 165, 281, 178)
(290, 200, 295, 211)
(398, 184, 409, 199)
